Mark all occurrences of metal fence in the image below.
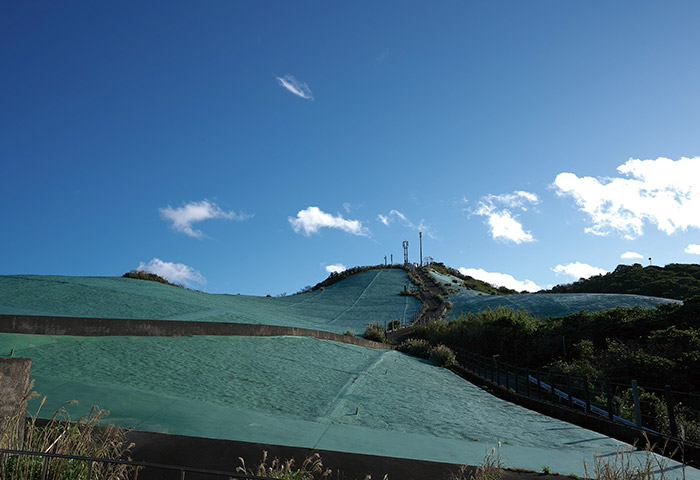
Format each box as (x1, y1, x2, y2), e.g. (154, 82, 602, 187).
(452, 348, 700, 445)
(0, 448, 285, 480)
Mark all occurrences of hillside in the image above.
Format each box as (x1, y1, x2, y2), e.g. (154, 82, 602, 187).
(428, 262, 517, 295)
(545, 263, 700, 300)
(0, 269, 420, 335)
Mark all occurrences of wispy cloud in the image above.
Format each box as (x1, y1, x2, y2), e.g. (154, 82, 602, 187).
(137, 258, 205, 286)
(159, 200, 251, 238)
(377, 209, 436, 239)
(458, 267, 541, 292)
(554, 156, 700, 239)
(685, 244, 700, 255)
(621, 251, 644, 259)
(551, 262, 607, 280)
(289, 206, 368, 237)
(276, 74, 314, 100)
(325, 263, 346, 274)
(471, 191, 539, 244)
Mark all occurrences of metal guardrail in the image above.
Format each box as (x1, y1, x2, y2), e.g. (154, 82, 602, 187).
(453, 348, 700, 446)
(0, 448, 285, 480)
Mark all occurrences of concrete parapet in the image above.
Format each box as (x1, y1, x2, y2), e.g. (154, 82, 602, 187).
(0, 357, 31, 448)
(0, 314, 393, 350)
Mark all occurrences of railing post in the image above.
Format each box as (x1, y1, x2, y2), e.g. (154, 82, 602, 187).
(664, 385, 678, 437)
(87, 460, 93, 479)
(41, 455, 49, 480)
(514, 367, 520, 394)
(549, 372, 556, 403)
(631, 380, 642, 428)
(505, 365, 510, 391)
(583, 376, 591, 414)
(605, 379, 614, 420)
(566, 373, 573, 407)
(496, 361, 502, 386)
(537, 372, 542, 400)
(525, 369, 531, 398)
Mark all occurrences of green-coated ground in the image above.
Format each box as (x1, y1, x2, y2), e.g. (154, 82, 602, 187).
(0, 269, 420, 335)
(429, 270, 680, 318)
(2, 333, 696, 478)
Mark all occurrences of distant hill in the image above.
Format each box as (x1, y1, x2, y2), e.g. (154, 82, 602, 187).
(544, 263, 700, 301)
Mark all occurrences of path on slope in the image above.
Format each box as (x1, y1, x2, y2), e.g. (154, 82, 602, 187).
(388, 265, 446, 344)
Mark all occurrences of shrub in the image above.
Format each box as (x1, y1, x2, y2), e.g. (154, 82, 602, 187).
(398, 338, 431, 359)
(363, 323, 387, 343)
(430, 344, 456, 367)
(122, 270, 183, 288)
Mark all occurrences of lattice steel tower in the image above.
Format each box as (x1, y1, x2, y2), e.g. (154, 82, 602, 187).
(402, 240, 409, 264)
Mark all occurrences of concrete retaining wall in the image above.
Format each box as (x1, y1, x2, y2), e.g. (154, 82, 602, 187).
(0, 314, 393, 350)
(0, 358, 31, 448)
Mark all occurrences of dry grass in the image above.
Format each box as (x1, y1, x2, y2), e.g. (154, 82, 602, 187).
(0, 382, 136, 479)
(236, 451, 332, 479)
(583, 436, 685, 480)
(451, 444, 504, 480)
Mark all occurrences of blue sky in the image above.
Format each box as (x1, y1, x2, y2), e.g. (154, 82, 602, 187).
(2, 1, 700, 295)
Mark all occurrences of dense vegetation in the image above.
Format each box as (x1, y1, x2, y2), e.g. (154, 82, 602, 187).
(545, 263, 700, 301)
(122, 270, 184, 288)
(410, 301, 700, 441)
(428, 262, 517, 295)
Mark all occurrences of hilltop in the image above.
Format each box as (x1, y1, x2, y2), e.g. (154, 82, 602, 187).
(545, 263, 700, 301)
(428, 262, 518, 295)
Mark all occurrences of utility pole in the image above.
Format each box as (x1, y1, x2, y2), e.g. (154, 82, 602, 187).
(384, 255, 387, 266)
(402, 241, 409, 265)
(390, 254, 393, 265)
(419, 232, 423, 267)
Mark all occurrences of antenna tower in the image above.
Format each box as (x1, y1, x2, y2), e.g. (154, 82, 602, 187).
(402, 240, 409, 264)
(419, 232, 423, 267)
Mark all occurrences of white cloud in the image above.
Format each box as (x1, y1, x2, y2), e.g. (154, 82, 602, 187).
(289, 206, 368, 237)
(377, 209, 436, 239)
(551, 262, 607, 280)
(472, 191, 538, 244)
(621, 251, 644, 259)
(554, 156, 700, 239)
(325, 263, 346, 274)
(276, 74, 314, 100)
(458, 267, 541, 292)
(160, 200, 250, 238)
(685, 244, 700, 255)
(137, 258, 206, 286)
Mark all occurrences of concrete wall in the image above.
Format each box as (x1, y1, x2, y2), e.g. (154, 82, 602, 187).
(0, 358, 31, 448)
(0, 314, 393, 350)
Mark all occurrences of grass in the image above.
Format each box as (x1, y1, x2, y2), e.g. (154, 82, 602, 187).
(0, 383, 136, 480)
(450, 444, 504, 480)
(236, 451, 331, 480)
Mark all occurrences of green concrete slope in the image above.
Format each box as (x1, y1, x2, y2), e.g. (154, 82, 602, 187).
(3, 333, 696, 478)
(447, 291, 680, 319)
(0, 269, 420, 335)
(428, 270, 681, 318)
